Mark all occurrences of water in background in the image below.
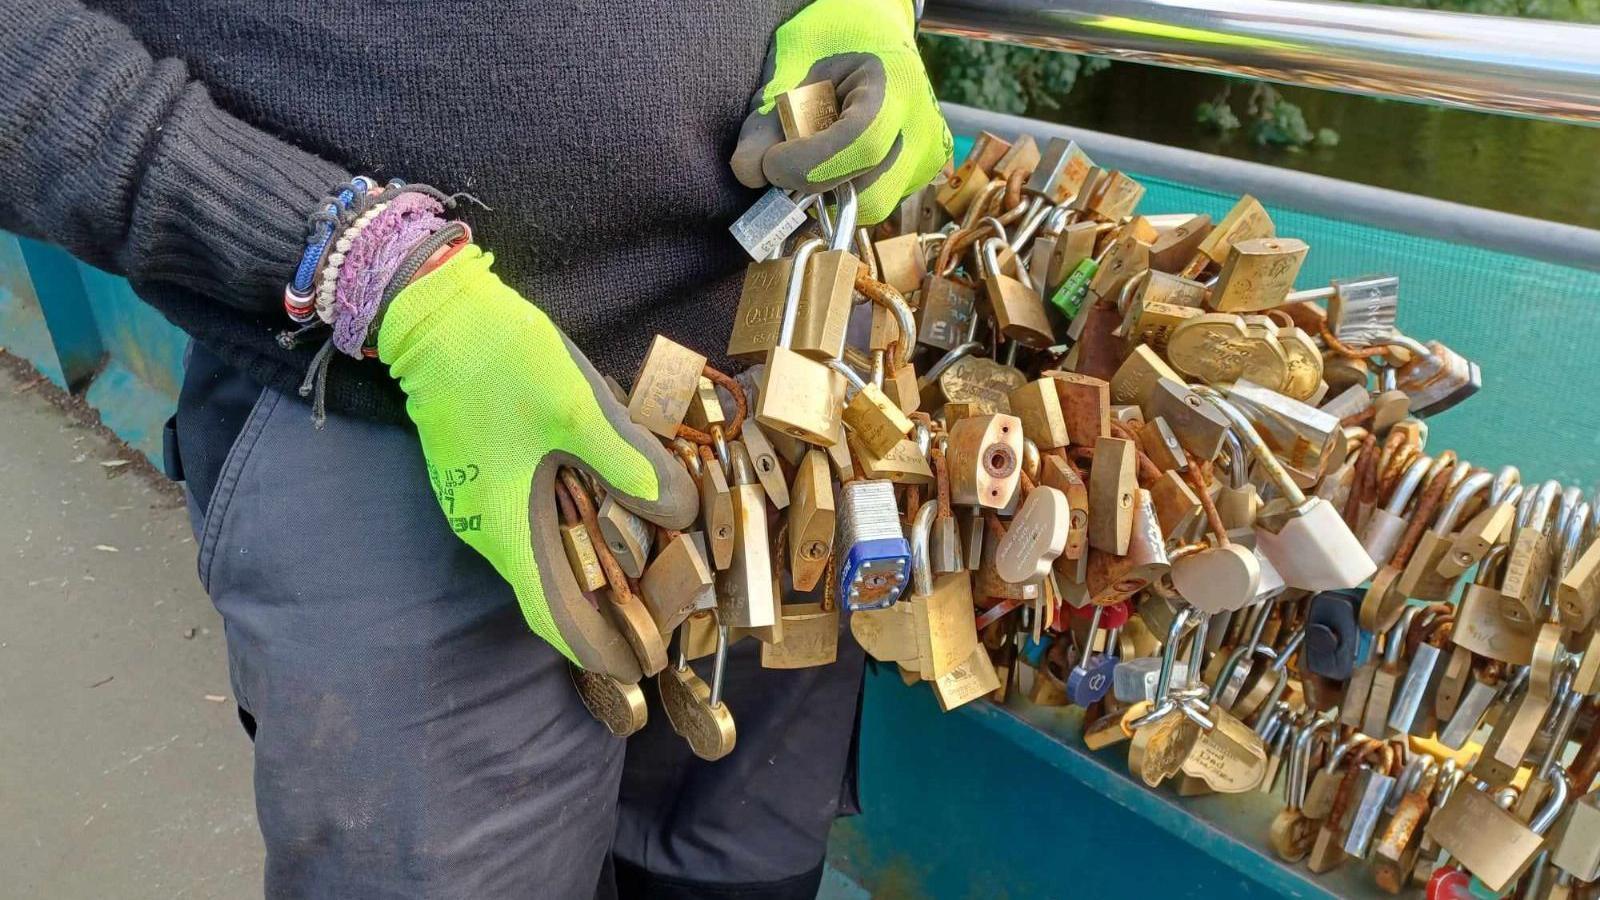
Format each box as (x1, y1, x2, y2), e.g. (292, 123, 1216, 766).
(1027, 62, 1600, 230)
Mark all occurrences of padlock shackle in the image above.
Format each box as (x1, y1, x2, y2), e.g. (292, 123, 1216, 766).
(1538, 691, 1586, 778)
(824, 182, 858, 253)
(1436, 470, 1493, 534)
(1555, 485, 1586, 540)
(1521, 480, 1562, 533)
(909, 497, 936, 596)
(824, 358, 869, 395)
(1192, 386, 1306, 506)
(1531, 768, 1571, 835)
(776, 238, 825, 349)
(1383, 455, 1432, 515)
(710, 623, 729, 707)
(1383, 608, 1419, 664)
(1007, 197, 1050, 253)
(1116, 269, 1151, 311)
(1559, 501, 1591, 580)
(1491, 466, 1522, 506)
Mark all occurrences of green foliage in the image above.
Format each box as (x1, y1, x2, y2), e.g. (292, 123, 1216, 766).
(1346, 0, 1600, 21)
(1194, 83, 1333, 149)
(917, 34, 1107, 115)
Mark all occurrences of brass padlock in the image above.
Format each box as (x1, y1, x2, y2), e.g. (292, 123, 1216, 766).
(1500, 480, 1561, 627)
(1045, 371, 1111, 446)
(1007, 378, 1071, 449)
(982, 237, 1053, 348)
(1148, 214, 1212, 273)
(787, 450, 836, 594)
(639, 531, 715, 636)
(1208, 237, 1308, 313)
(1026, 137, 1095, 205)
(831, 359, 912, 458)
(1182, 194, 1273, 279)
(715, 444, 776, 630)
(917, 275, 977, 351)
(1110, 345, 1184, 409)
(754, 239, 846, 446)
(1088, 436, 1137, 555)
(947, 414, 1024, 509)
(628, 336, 707, 440)
(774, 80, 839, 139)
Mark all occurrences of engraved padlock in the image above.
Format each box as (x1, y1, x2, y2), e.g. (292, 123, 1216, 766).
(753, 238, 845, 446)
(982, 237, 1053, 348)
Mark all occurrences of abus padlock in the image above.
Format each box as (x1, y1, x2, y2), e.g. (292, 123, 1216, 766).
(1195, 387, 1376, 591)
(753, 238, 845, 446)
(836, 479, 912, 612)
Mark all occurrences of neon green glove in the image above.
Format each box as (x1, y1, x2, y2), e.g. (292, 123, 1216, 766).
(378, 245, 697, 682)
(731, 0, 952, 225)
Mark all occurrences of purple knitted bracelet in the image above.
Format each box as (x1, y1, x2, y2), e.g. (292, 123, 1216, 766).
(332, 192, 449, 357)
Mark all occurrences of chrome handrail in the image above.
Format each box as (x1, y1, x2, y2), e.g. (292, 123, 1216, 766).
(922, 0, 1600, 126)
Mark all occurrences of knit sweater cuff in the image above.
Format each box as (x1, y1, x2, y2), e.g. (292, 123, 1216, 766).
(127, 87, 350, 312)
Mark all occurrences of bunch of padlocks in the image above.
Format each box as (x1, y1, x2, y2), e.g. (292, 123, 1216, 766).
(552, 84, 1599, 898)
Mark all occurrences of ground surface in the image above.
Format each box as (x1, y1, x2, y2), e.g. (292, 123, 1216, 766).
(0, 358, 870, 899)
(0, 360, 264, 899)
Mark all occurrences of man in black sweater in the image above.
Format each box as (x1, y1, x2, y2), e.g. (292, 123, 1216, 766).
(0, 1, 950, 897)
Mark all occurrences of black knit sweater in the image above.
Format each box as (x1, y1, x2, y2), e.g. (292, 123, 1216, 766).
(0, 0, 807, 423)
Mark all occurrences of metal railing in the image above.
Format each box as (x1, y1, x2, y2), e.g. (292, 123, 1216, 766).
(922, 0, 1600, 126)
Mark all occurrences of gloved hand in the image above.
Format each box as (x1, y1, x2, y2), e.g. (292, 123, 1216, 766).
(378, 245, 697, 682)
(731, 0, 952, 225)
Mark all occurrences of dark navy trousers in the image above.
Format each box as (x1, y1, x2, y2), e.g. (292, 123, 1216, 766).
(170, 344, 863, 899)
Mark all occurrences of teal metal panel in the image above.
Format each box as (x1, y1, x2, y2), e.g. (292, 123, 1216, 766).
(0, 232, 185, 464)
(0, 234, 70, 388)
(74, 264, 185, 405)
(15, 238, 105, 391)
(832, 669, 1364, 899)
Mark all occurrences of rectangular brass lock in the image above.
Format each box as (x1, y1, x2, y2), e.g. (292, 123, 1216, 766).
(936, 157, 992, 218)
(1027, 137, 1095, 204)
(1186, 194, 1273, 278)
(873, 232, 926, 296)
(1007, 379, 1071, 450)
(775, 81, 839, 139)
(1086, 170, 1145, 221)
(1209, 237, 1309, 313)
(787, 450, 835, 593)
(1140, 271, 1210, 309)
(1148, 214, 1212, 272)
(1119, 299, 1201, 354)
(1110, 345, 1184, 408)
(993, 133, 1041, 182)
(1045, 371, 1111, 446)
(1088, 436, 1137, 555)
(628, 336, 707, 440)
(966, 130, 1014, 174)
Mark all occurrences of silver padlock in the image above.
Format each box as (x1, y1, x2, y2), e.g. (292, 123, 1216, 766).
(837, 479, 913, 612)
